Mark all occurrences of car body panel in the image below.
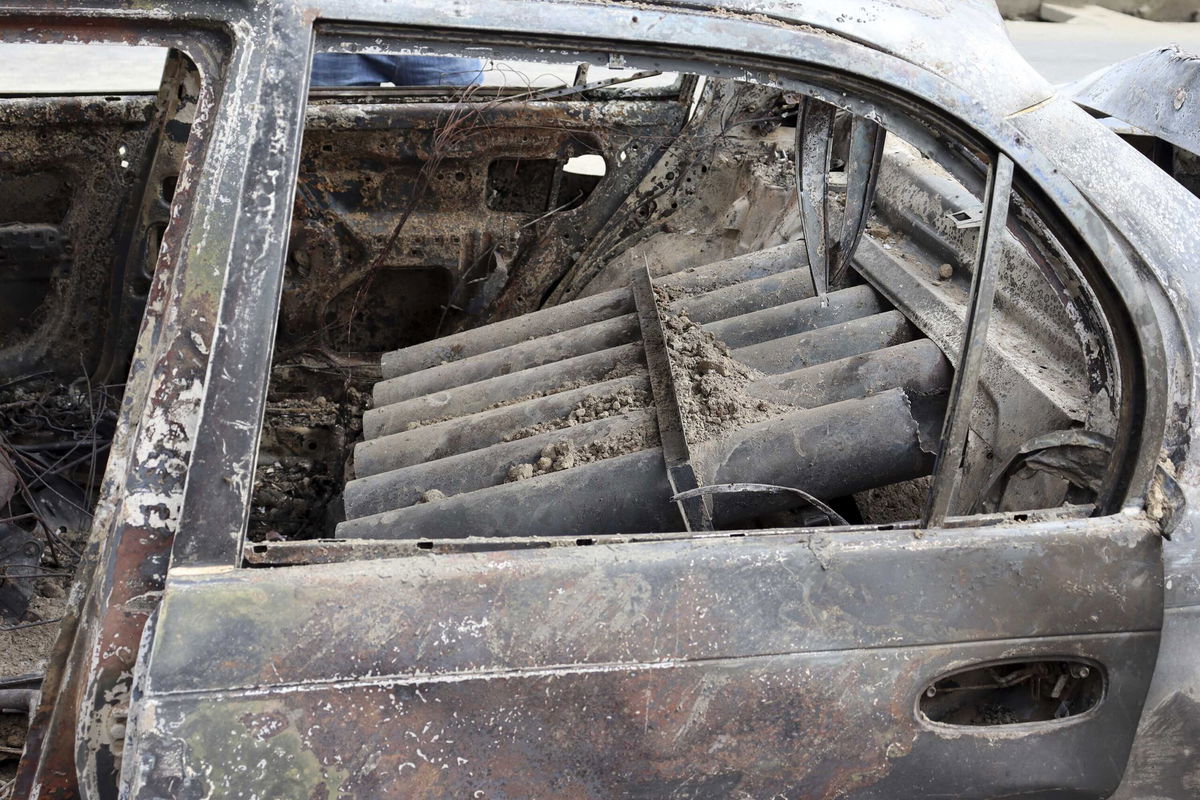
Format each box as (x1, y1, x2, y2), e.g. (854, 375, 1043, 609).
(0, 2, 1195, 799)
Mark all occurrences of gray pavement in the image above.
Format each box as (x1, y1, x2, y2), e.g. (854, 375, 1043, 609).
(1008, 5, 1200, 83)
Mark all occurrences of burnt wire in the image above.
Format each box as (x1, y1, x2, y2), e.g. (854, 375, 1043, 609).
(0, 617, 62, 633)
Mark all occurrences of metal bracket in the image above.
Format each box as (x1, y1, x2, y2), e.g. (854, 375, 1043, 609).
(797, 97, 836, 296)
(796, 99, 887, 296)
(0, 523, 44, 623)
(922, 154, 1015, 527)
(947, 204, 985, 229)
(629, 264, 712, 531)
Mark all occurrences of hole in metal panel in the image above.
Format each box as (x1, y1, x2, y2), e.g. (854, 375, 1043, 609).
(920, 659, 1103, 727)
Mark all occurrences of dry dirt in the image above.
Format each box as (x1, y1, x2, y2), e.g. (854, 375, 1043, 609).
(505, 422, 660, 482)
(504, 384, 651, 441)
(0, 551, 79, 786)
(855, 475, 932, 524)
(250, 388, 367, 541)
(655, 287, 792, 443)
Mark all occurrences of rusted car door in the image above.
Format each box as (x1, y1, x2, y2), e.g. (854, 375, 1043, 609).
(117, 512, 1161, 799)
(2, 6, 1171, 800)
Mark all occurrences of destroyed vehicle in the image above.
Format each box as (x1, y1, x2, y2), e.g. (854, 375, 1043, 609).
(1070, 45, 1200, 200)
(2, 1, 1200, 798)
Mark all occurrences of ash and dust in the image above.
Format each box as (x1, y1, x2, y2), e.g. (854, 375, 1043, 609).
(503, 278, 796, 483)
(655, 285, 791, 443)
(504, 386, 660, 482)
(250, 385, 368, 541)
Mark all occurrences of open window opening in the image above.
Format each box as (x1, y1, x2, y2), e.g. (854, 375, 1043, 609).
(245, 36, 1136, 554)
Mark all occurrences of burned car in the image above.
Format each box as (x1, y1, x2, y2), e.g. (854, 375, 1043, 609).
(1, 0, 1199, 798)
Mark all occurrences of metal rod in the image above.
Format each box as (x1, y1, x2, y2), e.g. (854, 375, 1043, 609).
(748, 339, 951, 409)
(369, 263, 826, 433)
(704, 284, 882, 349)
(921, 153, 1015, 528)
(832, 117, 886, 286)
(380, 287, 633, 379)
(338, 389, 938, 541)
(796, 97, 836, 296)
(0, 688, 38, 716)
(358, 374, 650, 473)
(345, 410, 655, 518)
(656, 239, 808, 294)
(733, 310, 915, 374)
(630, 264, 710, 531)
(373, 313, 638, 404)
(379, 241, 809, 381)
(367, 342, 643, 433)
(357, 339, 951, 496)
(670, 267, 816, 325)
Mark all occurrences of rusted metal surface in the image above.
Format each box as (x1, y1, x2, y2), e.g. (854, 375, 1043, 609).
(165, 520, 1167, 684)
(3, 23, 230, 799)
(1070, 46, 1200, 158)
(545, 80, 789, 306)
(311, 27, 693, 326)
(0, 1, 1196, 799)
(121, 517, 1162, 798)
(0, 18, 224, 800)
(922, 154, 1014, 526)
(241, 503, 1099, 566)
(12, 39, 230, 800)
(0, 94, 157, 379)
(90, 50, 201, 388)
(288, 97, 686, 353)
(127, 635, 1157, 799)
(629, 264, 708, 530)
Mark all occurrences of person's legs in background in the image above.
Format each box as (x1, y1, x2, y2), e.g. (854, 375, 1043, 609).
(311, 54, 484, 86)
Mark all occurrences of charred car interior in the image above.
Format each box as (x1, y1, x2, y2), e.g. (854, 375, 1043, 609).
(2, 2, 1199, 799)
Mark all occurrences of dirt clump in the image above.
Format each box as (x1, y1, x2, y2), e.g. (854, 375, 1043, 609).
(250, 388, 367, 541)
(504, 385, 650, 441)
(654, 288, 791, 442)
(854, 476, 931, 525)
(507, 462, 536, 482)
(505, 423, 659, 483)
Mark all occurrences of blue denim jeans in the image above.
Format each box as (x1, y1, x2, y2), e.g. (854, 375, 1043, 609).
(311, 54, 485, 87)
